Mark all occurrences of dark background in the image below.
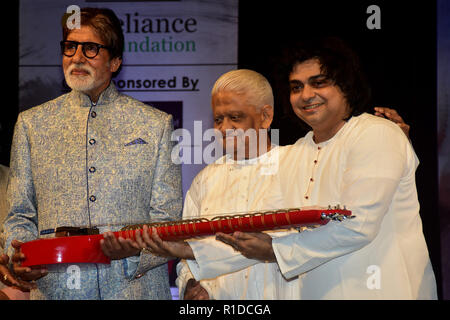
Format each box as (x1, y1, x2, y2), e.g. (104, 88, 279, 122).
(1, 0, 442, 298)
(0, 1, 19, 167)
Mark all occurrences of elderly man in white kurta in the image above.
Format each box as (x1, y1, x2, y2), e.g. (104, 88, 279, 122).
(177, 69, 303, 299)
(217, 38, 437, 299)
(138, 69, 300, 299)
(176, 146, 304, 299)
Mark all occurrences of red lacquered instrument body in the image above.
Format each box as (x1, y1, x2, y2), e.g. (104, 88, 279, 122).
(21, 234, 109, 267)
(20, 208, 352, 267)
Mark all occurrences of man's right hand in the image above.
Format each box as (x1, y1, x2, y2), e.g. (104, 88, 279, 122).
(184, 278, 209, 300)
(11, 240, 48, 282)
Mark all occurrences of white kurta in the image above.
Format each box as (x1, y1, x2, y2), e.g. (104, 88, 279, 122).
(273, 113, 437, 299)
(176, 146, 300, 299)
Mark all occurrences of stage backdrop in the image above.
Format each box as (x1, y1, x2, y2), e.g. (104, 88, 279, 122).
(18, 0, 238, 196)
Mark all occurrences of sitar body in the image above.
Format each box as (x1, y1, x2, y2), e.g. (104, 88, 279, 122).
(20, 207, 352, 267)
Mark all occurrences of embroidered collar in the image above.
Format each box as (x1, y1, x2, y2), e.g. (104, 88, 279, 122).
(66, 81, 120, 108)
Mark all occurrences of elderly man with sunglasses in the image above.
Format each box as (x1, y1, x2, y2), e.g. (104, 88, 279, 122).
(2, 7, 182, 300)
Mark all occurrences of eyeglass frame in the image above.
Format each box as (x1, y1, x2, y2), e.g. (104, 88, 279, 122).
(60, 40, 112, 59)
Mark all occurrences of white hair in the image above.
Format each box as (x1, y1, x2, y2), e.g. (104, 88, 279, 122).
(211, 69, 274, 111)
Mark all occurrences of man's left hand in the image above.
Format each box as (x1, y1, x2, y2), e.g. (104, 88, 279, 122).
(100, 232, 141, 260)
(215, 231, 276, 262)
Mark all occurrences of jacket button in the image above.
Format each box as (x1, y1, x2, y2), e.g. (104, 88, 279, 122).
(89, 195, 96, 202)
(89, 167, 96, 173)
(91, 111, 97, 118)
(89, 139, 96, 145)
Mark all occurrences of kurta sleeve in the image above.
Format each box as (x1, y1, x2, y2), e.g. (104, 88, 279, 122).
(176, 186, 239, 297)
(181, 171, 260, 281)
(3, 114, 39, 258)
(272, 123, 411, 279)
(130, 114, 183, 278)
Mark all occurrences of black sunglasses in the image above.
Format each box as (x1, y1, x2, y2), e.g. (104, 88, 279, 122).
(60, 40, 111, 59)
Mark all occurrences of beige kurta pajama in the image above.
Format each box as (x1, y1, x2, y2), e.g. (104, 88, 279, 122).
(176, 146, 300, 299)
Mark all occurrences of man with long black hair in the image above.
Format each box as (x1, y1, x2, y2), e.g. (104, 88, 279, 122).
(217, 37, 437, 299)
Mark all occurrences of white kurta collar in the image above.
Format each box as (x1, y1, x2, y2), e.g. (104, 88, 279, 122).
(305, 115, 359, 148)
(221, 144, 280, 167)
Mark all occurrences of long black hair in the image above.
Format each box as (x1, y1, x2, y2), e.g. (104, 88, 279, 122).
(281, 37, 372, 119)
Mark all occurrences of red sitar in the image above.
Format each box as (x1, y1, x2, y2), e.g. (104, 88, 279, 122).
(20, 207, 353, 267)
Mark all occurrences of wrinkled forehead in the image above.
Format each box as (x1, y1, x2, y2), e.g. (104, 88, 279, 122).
(212, 90, 251, 106)
(212, 91, 260, 115)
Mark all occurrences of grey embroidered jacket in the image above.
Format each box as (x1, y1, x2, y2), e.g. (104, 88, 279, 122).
(3, 83, 182, 299)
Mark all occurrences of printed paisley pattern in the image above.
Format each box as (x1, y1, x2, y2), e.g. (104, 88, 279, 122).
(3, 83, 182, 299)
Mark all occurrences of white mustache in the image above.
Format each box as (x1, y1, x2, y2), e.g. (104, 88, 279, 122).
(67, 63, 94, 76)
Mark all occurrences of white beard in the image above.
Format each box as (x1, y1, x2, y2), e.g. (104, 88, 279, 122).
(64, 63, 106, 94)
